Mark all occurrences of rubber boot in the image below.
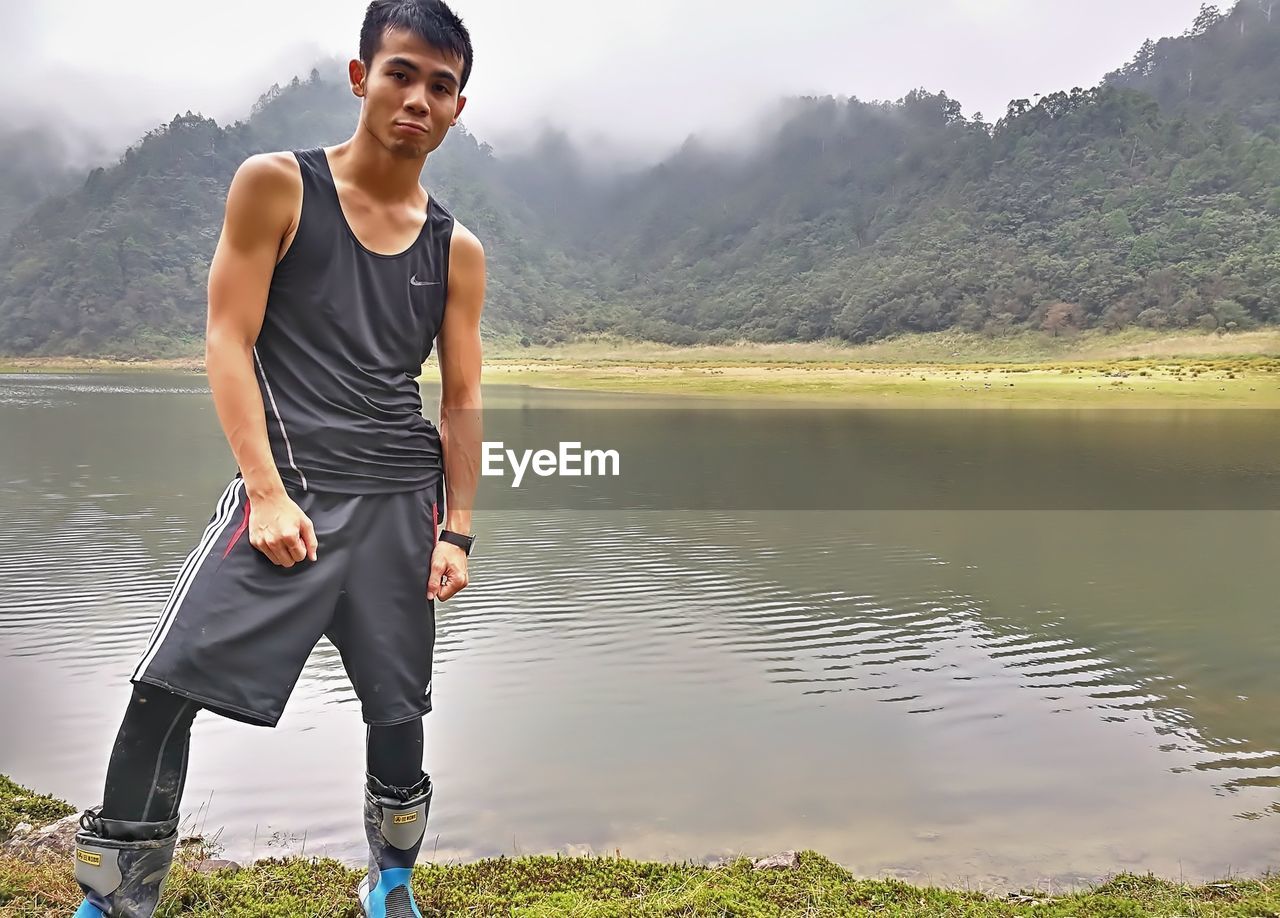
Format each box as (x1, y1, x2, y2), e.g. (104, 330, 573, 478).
(357, 773, 432, 918)
(70, 810, 179, 918)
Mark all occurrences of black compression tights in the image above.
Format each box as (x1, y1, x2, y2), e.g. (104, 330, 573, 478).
(366, 718, 424, 788)
(100, 683, 198, 823)
(100, 683, 426, 824)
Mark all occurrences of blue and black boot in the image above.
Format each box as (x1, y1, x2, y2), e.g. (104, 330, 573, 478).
(357, 773, 432, 918)
(70, 810, 178, 918)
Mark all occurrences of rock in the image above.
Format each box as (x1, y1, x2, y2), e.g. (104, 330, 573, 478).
(1006, 892, 1046, 904)
(752, 850, 800, 870)
(3, 812, 81, 860)
(192, 858, 242, 874)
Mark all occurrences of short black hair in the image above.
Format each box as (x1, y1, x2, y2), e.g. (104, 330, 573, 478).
(360, 0, 474, 93)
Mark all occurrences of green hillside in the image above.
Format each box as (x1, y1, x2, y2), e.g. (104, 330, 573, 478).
(0, 71, 591, 355)
(0, 1, 1277, 355)
(1106, 0, 1280, 130)
(562, 82, 1279, 344)
(502, 0, 1280, 343)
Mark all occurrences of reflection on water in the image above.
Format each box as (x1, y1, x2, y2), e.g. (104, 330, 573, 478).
(0, 374, 1277, 892)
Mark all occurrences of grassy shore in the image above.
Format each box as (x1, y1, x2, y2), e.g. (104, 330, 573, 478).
(4, 329, 1280, 406)
(3, 777, 1278, 916)
(468, 329, 1280, 407)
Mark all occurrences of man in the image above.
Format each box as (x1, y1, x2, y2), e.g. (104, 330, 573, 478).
(69, 2, 483, 916)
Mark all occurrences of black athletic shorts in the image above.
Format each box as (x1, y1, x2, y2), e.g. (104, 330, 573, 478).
(132, 476, 440, 728)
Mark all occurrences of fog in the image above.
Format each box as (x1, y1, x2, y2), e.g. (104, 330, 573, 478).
(4, 0, 1207, 168)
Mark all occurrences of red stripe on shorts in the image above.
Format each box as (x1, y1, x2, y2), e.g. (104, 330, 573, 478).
(223, 499, 252, 559)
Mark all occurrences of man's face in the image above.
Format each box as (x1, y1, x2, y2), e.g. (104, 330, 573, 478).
(352, 28, 467, 158)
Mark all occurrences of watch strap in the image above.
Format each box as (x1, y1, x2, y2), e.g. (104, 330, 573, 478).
(438, 529, 475, 555)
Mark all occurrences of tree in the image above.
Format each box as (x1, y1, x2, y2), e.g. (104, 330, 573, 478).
(1126, 39, 1159, 77)
(1136, 307, 1171, 328)
(1211, 298, 1254, 328)
(1041, 302, 1086, 337)
(1188, 3, 1224, 37)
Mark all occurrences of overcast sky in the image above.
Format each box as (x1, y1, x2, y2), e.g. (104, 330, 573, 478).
(5, 0, 1209, 166)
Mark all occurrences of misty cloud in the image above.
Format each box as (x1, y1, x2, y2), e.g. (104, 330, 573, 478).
(3, 0, 1209, 169)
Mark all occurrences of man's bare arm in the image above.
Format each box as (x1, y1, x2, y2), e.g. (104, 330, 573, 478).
(206, 152, 317, 568)
(427, 222, 485, 601)
(437, 222, 485, 535)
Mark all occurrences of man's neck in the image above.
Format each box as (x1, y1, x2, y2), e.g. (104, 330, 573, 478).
(328, 129, 427, 204)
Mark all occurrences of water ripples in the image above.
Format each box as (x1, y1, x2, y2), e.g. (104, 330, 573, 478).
(4, 488, 1279, 810)
(3, 374, 1278, 882)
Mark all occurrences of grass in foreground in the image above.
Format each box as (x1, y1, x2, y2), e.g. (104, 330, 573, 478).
(3, 777, 1279, 917)
(4, 847, 1280, 917)
(0, 776, 75, 840)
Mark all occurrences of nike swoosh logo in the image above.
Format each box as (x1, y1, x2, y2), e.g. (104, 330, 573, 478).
(409, 274, 439, 286)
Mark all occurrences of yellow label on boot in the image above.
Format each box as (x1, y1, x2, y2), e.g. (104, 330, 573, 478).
(77, 849, 102, 867)
(393, 812, 419, 825)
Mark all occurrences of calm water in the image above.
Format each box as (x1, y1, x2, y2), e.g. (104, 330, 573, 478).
(1, 373, 1278, 893)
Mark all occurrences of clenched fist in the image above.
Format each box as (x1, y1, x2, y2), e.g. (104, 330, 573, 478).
(427, 542, 468, 601)
(249, 493, 318, 568)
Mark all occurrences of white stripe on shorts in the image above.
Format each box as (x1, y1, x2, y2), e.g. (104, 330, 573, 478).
(133, 478, 245, 680)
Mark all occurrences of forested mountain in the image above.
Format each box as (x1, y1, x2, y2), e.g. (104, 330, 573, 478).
(1106, 0, 1280, 130)
(504, 0, 1280, 343)
(0, 0, 1277, 354)
(0, 69, 597, 354)
(548, 82, 1279, 343)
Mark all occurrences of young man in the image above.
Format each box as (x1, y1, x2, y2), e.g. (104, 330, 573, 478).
(69, 2, 484, 916)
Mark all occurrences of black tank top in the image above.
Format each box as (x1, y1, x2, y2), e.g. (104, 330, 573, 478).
(250, 147, 453, 494)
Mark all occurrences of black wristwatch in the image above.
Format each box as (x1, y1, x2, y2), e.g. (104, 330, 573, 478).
(438, 529, 475, 556)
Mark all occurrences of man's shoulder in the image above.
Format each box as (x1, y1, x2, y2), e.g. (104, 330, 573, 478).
(448, 219, 484, 260)
(238, 151, 302, 183)
(224, 152, 303, 233)
(233, 151, 302, 191)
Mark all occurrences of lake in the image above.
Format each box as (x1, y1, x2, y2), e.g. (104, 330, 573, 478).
(1, 373, 1277, 893)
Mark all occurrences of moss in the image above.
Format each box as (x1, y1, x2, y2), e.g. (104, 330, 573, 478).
(0, 776, 75, 840)
(3, 850, 1280, 917)
(5, 775, 1280, 915)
